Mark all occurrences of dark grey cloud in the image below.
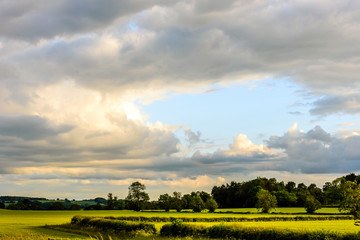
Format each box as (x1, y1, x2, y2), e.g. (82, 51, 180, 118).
(0, 0, 175, 41)
(0, 115, 73, 140)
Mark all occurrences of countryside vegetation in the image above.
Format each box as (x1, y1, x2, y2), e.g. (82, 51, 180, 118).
(1, 173, 360, 239)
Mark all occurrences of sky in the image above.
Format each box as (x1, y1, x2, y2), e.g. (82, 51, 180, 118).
(1, 0, 360, 200)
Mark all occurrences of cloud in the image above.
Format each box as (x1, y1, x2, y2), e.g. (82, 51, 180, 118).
(0, 0, 358, 118)
(0, 0, 175, 41)
(266, 123, 360, 173)
(1, 0, 360, 198)
(310, 94, 360, 116)
(0, 82, 180, 176)
(184, 128, 202, 147)
(0, 115, 73, 140)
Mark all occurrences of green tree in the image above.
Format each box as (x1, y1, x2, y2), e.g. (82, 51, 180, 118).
(126, 181, 150, 211)
(191, 195, 205, 212)
(158, 193, 172, 212)
(205, 198, 218, 213)
(172, 192, 183, 212)
(304, 195, 321, 213)
(107, 193, 115, 210)
(48, 202, 67, 210)
(69, 203, 81, 210)
(274, 190, 297, 207)
(256, 189, 277, 213)
(339, 181, 360, 219)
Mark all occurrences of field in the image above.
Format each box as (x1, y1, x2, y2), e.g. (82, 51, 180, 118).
(0, 208, 358, 239)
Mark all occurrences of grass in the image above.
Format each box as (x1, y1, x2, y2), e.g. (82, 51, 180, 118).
(0, 208, 354, 239)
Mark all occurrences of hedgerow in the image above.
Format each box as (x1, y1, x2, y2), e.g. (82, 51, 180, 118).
(103, 215, 353, 223)
(71, 215, 156, 234)
(160, 221, 360, 239)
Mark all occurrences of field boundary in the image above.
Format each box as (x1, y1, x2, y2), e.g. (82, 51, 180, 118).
(100, 215, 354, 222)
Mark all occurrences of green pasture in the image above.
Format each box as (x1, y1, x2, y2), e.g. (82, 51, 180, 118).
(0, 208, 355, 239)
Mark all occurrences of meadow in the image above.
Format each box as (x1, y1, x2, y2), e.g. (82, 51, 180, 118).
(0, 208, 357, 239)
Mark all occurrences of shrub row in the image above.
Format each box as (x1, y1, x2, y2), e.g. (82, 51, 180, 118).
(160, 221, 360, 240)
(71, 215, 156, 234)
(103, 215, 353, 223)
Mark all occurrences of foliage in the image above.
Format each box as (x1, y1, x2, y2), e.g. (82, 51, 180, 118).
(191, 195, 205, 212)
(103, 215, 353, 223)
(160, 219, 205, 237)
(68, 203, 81, 210)
(106, 193, 115, 210)
(125, 181, 150, 211)
(256, 189, 277, 213)
(158, 193, 172, 212)
(160, 222, 360, 239)
(48, 202, 67, 210)
(304, 195, 321, 213)
(339, 181, 360, 219)
(71, 215, 157, 234)
(212, 177, 316, 208)
(274, 190, 297, 207)
(172, 191, 183, 212)
(206, 198, 218, 213)
(84, 203, 103, 210)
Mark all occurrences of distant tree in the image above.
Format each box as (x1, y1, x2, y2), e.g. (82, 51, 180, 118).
(84, 203, 103, 210)
(274, 190, 297, 207)
(69, 203, 81, 210)
(196, 191, 211, 203)
(107, 193, 115, 210)
(256, 189, 277, 213)
(158, 193, 172, 212)
(181, 194, 193, 209)
(308, 183, 324, 204)
(126, 181, 150, 211)
(205, 198, 218, 213)
(115, 199, 126, 210)
(323, 178, 346, 205)
(172, 192, 183, 212)
(22, 199, 31, 209)
(48, 202, 67, 210)
(304, 195, 321, 213)
(0, 202, 5, 209)
(286, 181, 296, 193)
(295, 183, 310, 206)
(191, 195, 205, 212)
(31, 201, 44, 210)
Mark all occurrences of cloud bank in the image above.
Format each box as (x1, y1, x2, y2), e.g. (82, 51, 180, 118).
(0, 0, 360, 198)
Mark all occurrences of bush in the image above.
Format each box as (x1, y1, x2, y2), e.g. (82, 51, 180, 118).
(206, 198, 218, 213)
(160, 222, 360, 239)
(71, 215, 156, 234)
(304, 195, 321, 213)
(191, 195, 205, 212)
(160, 220, 205, 237)
(256, 189, 277, 213)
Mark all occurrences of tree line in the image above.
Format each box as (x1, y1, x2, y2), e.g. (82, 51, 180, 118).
(1, 173, 360, 216)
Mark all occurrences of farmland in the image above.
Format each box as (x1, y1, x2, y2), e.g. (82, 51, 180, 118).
(0, 208, 358, 239)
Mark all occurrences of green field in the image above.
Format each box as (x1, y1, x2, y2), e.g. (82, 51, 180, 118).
(0, 208, 357, 239)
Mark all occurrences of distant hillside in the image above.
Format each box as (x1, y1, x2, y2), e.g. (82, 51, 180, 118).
(0, 196, 47, 202)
